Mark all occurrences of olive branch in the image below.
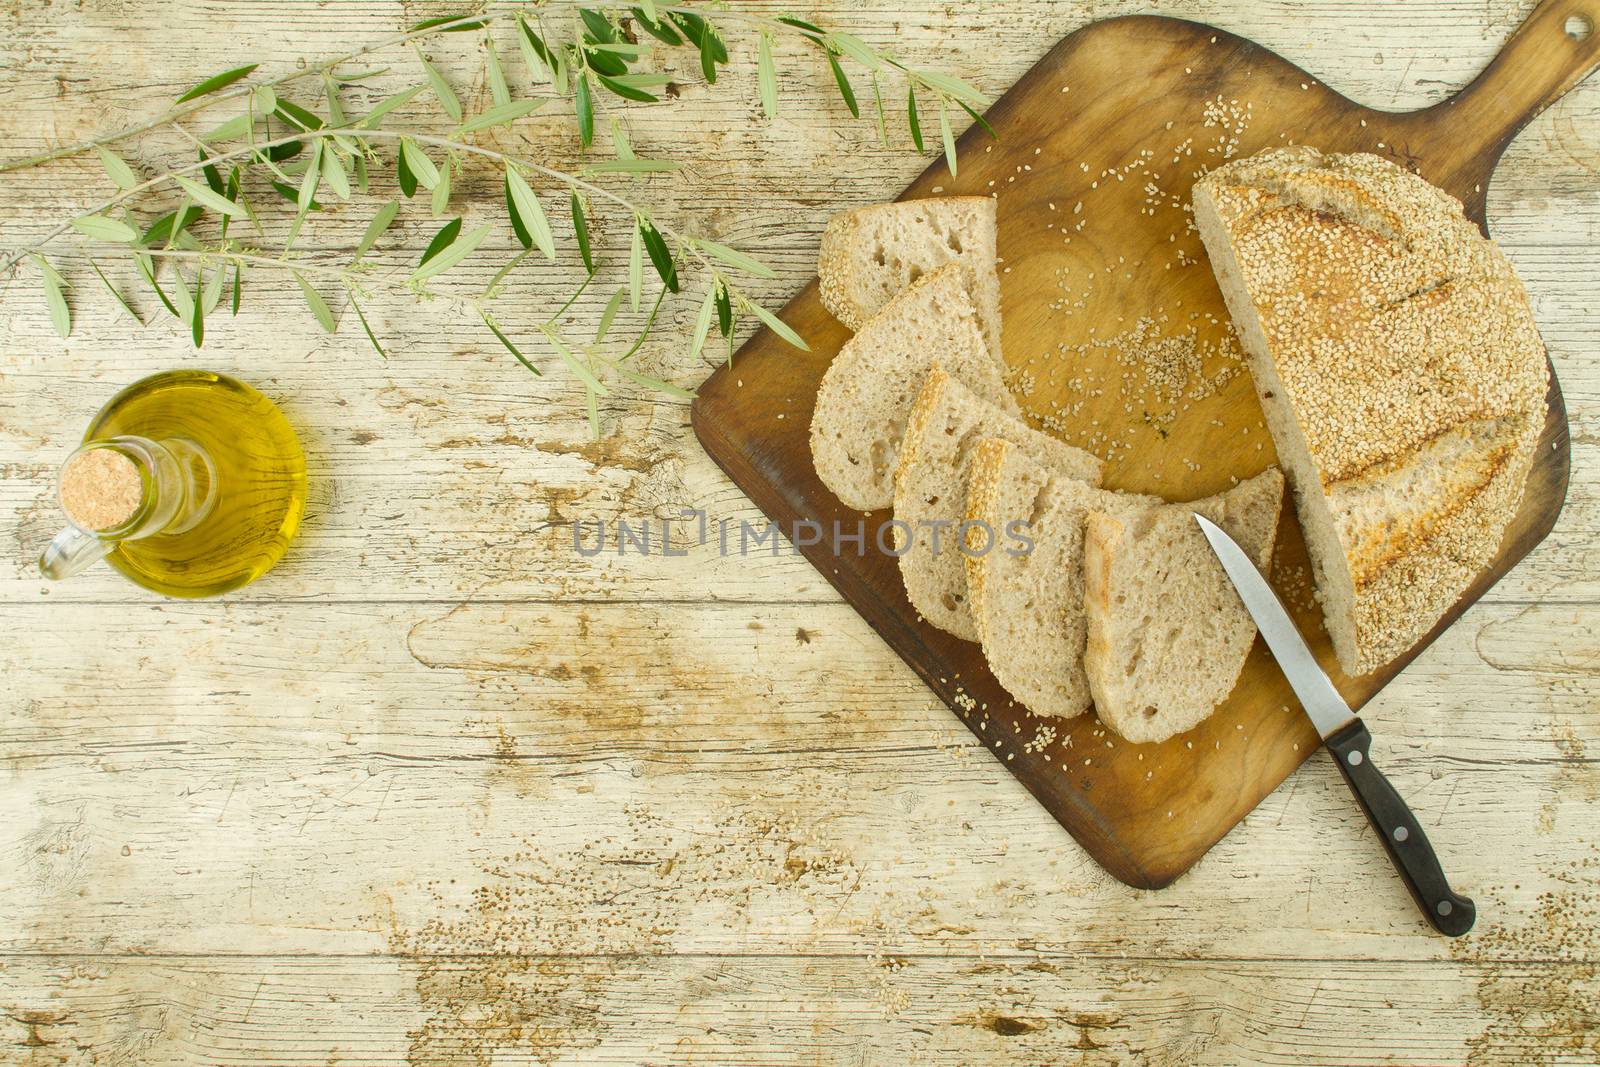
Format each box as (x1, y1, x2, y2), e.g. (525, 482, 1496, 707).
(2, 3, 992, 437)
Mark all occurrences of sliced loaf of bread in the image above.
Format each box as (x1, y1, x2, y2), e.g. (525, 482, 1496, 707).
(1082, 468, 1285, 744)
(964, 439, 1158, 719)
(1193, 146, 1548, 675)
(818, 197, 1003, 360)
(894, 367, 1102, 641)
(811, 264, 1016, 511)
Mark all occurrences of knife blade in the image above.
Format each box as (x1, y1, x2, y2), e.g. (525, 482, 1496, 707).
(1194, 513, 1476, 937)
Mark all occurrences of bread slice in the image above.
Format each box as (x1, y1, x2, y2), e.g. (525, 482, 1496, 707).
(1193, 146, 1548, 675)
(893, 367, 1103, 641)
(811, 264, 1017, 511)
(1082, 468, 1285, 744)
(964, 439, 1158, 719)
(818, 197, 1003, 361)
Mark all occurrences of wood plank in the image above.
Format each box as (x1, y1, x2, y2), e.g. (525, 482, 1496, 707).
(2, 600, 1594, 960)
(1, 954, 1595, 1066)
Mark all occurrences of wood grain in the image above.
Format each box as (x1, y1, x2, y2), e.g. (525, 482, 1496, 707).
(693, 5, 1593, 888)
(1, 2, 1598, 1064)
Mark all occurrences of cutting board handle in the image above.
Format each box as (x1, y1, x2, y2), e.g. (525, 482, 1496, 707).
(1433, 0, 1600, 160)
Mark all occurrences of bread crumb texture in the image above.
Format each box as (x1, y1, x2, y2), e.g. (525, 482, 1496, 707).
(1196, 146, 1548, 672)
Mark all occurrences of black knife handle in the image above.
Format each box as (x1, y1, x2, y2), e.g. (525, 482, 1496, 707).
(1325, 719, 1476, 937)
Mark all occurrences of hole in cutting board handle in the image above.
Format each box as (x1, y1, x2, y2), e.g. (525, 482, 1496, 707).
(1567, 13, 1594, 40)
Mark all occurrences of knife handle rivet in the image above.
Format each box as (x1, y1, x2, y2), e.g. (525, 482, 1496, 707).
(1346, 750, 1364, 766)
(1393, 826, 1409, 842)
(1437, 900, 1454, 917)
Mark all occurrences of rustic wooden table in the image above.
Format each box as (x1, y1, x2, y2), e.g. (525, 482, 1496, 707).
(1, 2, 1596, 1063)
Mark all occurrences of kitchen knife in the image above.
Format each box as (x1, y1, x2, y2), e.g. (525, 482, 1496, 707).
(1194, 513, 1476, 937)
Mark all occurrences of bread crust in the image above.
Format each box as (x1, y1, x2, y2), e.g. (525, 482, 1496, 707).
(1195, 147, 1548, 675)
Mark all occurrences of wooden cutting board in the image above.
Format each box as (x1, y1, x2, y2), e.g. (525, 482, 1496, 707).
(692, 1, 1595, 889)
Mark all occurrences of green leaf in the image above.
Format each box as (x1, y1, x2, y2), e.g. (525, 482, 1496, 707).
(323, 73, 346, 125)
(177, 63, 259, 103)
(201, 112, 254, 142)
(321, 144, 351, 200)
(481, 311, 540, 376)
(907, 83, 924, 152)
(72, 215, 138, 242)
(220, 166, 240, 240)
(400, 139, 440, 189)
(571, 193, 594, 275)
(957, 100, 997, 140)
(358, 84, 426, 129)
(871, 70, 888, 145)
(595, 287, 625, 342)
(748, 299, 809, 350)
(715, 279, 732, 337)
(581, 158, 680, 175)
(410, 13, 488, 32)
(353, 200, 400, 263)
(252, 86, 278, 116)
(612, 362, 696, 399)
(419, 217, 463, 267)
(579, 8, 617, 43)
(191, 268, 205, 348)
(827, 51, 859, 117)
(411, 223, 489, 282)
(628, 222, 643, 312)
(938, 96, 958, 177)
(757, 33, 778, 119)
(639, 219, 677, 292)
(36, 256, 70, 338)
(98, 147, 138, 190)
(134, 255, 177, 316)
(689, 283, 715, 362)
(170, 266, 195, 326)
(397, 146, 418, 198)
(416, 47, 463, 121)
(610, 117, 636, 159)
(698, 25, 720, 83)
(271, 180, 324, 211)
(777, 16, 826, 36)
(297, 142, 323, 211)
(231, 263, 242, 315)
(504, 175, 532, 250)
(89, 260, 143, 325)
(275, 98, 325, 131)
(632, 7, 681, 45)
(586, 384, 600, 438)
(505, 167, 554, 260)
(699, 240, 775, 279)
(349, 292, 385, 358)
(265, 140, 305, 162)
(135, 253, 180, 318)
(575, 74, 595, 146)
(454, 98, 543, 134)
(165, 197, 195, 246)
(295, 272, 336, 332)
(173, 174, 243, 216)
(199, 151, 224, 195)
(203, 259, 225, 314)
(544, 328, 609, 395)
(917, 70, 988, 108)
(430, 159, 452, 215)
(482, 248, 533, 298)
(484, 35, 511, 107)
(829, 32, 879, 71)
(594, 71, 656, 103)
(517, 16, 557, 85)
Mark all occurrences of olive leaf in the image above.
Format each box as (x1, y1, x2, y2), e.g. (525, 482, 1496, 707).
(505, 166, 555, 259)
(481, 311, 541, 376)
(638, 219, 677, 292)
(90, 259, 144, 325)
(455, 99, 543, 134)
(689, 282, 716, 362)
(98, 147, 138, 190)
(571, 193, 594, 275)
(177, 63, 259, 103)
(937, 96, 958, 176)
(294, 272, 337, 332)
(35, 255, 71, 338)
(747, 298, 808, 351)
(484, 33, 512, 107)
(415, 47, 463, 121)
(173, 174, 242, 216)
(72, 216, 138, 243)
(400, 139, 440, 189)
(352, 201, 400, 263)
(349, 292, 386, 358)
(419, 217, 463, 267)
(699, 240, 774, 279)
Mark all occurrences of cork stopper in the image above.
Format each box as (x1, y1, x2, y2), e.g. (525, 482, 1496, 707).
(60, 447, 143, 532)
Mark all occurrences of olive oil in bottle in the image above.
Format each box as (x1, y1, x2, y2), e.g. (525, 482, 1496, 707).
(39, 370, 306, 597)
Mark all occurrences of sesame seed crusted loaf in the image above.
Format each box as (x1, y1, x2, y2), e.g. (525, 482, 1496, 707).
(894, 366, 1103, 641)
(964, 439, 1159, 720)
(811, 264, 1017, 511)
(1082, 468, 1285, 744)
(1193, 146, 1548, 676)
(818, 197, 1003, 362)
